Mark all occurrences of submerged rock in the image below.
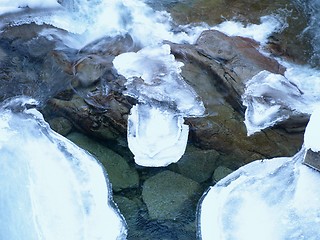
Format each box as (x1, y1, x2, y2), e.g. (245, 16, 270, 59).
(212, 166, 233, 183)
(142, 170, 201, 220)
(47, 116, 73, 136)
(173, 145, 220, 183)
(67, 132, 139, 192)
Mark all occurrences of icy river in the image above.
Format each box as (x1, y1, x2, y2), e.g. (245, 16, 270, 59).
(1, 0, 320, 239)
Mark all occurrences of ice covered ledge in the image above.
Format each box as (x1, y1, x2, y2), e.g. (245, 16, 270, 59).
(128, 104, 189, 167)
(198, 107, 320, 240)
(0, 97, 127, 240)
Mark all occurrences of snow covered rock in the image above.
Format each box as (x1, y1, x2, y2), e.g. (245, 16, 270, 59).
(198, 107, 320, 240)
(243, 70, 306, 135)
(0, 97, 127, 240)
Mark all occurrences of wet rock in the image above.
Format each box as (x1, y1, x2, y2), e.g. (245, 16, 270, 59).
(212, 165, 233, 183)
(47, 117, 72, 136)
(44, 92, 131, 141)
(67, 132, 139, 192)
(72, 34, 138, 88)
(0, 24, 75, 103)
(72, 54, 112, 87)
(79, 34, 138, 55)
(172, 145, 220, 183)
(167, 30, 303, 163)
(169, 29, 285, 112)
(142, 170, 201, 220)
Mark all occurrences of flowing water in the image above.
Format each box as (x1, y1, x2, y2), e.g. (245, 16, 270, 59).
(1, 0, 320, 239)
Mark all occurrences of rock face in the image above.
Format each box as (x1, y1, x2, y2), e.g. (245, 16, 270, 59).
(142, 170, 201, 220)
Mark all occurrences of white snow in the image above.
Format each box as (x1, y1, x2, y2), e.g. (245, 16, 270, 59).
(199, 107, 320, 240)
(127, 104, 189, 167)
(0, 97, 126, 240)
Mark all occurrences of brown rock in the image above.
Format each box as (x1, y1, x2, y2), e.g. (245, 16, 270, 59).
(44, 92, 132, 141)
(168, 30, 303, 163)
(169, 29, 285, 112)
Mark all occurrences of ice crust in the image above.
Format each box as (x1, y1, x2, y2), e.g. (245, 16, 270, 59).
(113, 44, 205, 116)
(242, 70, 306, 135)
(0, 97, 127, 240)
(243, 63, 320, 135)
(0, 0, 60, 15)
(127, 104, 189, 167)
